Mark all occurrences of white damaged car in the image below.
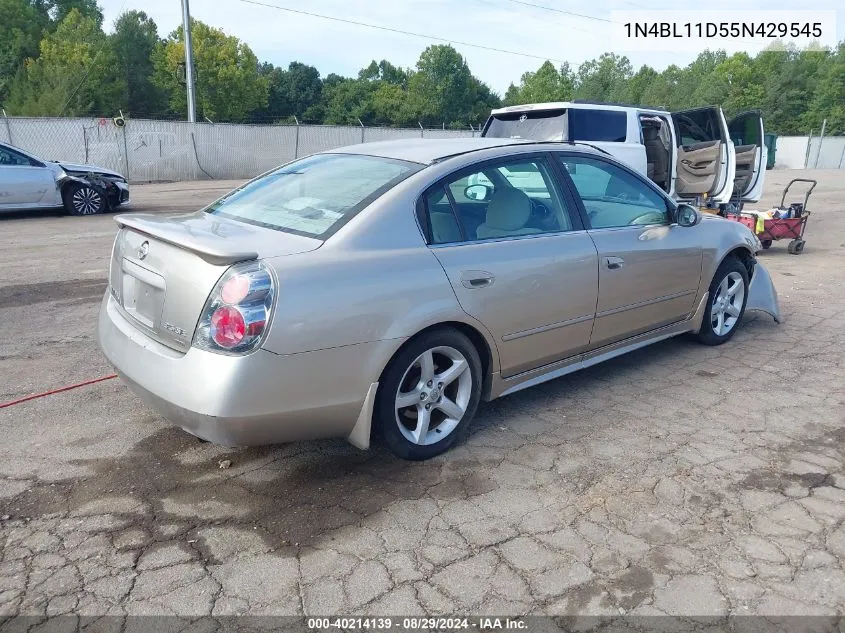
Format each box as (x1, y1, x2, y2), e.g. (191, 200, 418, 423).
(0, 141, 130, 216)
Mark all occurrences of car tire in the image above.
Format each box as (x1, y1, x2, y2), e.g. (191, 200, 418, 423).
(63, 182, 106, 216)
(375, 328, 482, 460)
(697, 257, 749, 346)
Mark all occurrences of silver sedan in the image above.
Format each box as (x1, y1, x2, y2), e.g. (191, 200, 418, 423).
(97, 138, 780, 460)
(0, 142, 130, 215)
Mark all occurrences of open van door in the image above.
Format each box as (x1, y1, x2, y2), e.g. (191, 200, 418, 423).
(728, 110, 766, 203)
(671, 106, 735, 204)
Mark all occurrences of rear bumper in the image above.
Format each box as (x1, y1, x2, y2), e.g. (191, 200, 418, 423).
(97, 293, 392, 446)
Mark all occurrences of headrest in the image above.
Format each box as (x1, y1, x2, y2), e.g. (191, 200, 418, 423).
(485, 188, 532, 231)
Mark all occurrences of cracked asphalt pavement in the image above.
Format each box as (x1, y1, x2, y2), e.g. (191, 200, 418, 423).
(0, 171, 843, 618)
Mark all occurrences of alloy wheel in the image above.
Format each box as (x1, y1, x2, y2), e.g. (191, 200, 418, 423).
(72, 186, 103, 215)
(394, 346, 472, 446)
(711, 271, 745, 336)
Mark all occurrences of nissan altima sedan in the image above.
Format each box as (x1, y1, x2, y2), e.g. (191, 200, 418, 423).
(98, 138, 780, 460)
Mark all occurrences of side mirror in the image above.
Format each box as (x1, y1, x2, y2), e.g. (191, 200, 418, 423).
(676, 203, 702, 227)
(464, 184, 492, 201)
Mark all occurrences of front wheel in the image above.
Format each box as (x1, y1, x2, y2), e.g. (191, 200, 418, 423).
(375, 329, 482, 460)
(697, 257, 749, 346)
(63, 182, 106, 216)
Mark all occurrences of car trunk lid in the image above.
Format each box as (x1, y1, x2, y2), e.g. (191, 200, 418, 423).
(109, 212, 320, 352)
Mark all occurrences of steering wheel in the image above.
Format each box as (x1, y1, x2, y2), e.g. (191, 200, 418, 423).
(629, 211, 666, 225)
(529, 198, 558, 230)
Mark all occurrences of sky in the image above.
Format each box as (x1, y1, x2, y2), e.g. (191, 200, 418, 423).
(98, 0, 843, 95)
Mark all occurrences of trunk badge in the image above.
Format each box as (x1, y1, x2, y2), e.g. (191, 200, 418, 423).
(137, 241, 149, 260)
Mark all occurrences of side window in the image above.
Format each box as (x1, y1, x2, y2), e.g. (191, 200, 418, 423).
(568, 109, 627, 143)
(0, 147, 32, 166)
(425, 186, 463, 245)
(673, 110, 719, 146)
(558, 156, 669, 229)
(729, 115, 762, 147)
(425, 158, 574, 244)
(447, 174, 488, 204)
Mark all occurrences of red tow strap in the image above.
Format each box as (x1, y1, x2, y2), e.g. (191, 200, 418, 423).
(0, 374, 118, 409)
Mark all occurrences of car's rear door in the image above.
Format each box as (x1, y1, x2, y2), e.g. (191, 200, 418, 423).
(0, 145, 57, 209)
(555, 152, 703, 349)
(728, 110, 766, 203)
(423, 154, 599, 378)
(671, 106, 735, 204)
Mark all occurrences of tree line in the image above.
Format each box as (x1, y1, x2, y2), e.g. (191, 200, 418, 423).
(1, 0, 843, 134)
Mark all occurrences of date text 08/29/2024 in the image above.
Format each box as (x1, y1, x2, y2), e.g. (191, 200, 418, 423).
(306, 617, 528, 630)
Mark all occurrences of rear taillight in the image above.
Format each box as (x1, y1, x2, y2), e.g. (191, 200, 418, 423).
(193, 261, 275, 354)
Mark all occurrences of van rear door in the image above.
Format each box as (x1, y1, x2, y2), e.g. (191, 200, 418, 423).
(671, 106, 735, 204)
(728, 110, 766, 203)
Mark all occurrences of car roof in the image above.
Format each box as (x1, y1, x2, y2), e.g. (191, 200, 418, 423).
(490, 101, 667, 115)
(324, 137, 605, 165)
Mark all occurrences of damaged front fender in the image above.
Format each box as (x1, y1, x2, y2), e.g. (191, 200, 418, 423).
(746, 261, 781, 323)
(57, 173, 114, 210)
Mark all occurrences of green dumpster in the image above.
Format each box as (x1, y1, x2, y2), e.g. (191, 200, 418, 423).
(764, 133, 777, 170)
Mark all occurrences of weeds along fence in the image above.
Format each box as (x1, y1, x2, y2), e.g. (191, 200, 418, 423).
(0, 115, 477, 183)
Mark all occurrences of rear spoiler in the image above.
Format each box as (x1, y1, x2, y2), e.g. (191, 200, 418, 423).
(115, 214, 258, 266)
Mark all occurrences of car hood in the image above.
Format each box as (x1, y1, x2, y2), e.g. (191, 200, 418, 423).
(51, 161, 125, 179)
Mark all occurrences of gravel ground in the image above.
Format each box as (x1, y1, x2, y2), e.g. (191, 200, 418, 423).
(0, 170, 843, 619)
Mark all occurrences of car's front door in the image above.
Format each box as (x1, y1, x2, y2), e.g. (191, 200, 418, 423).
(0, 145, 55, 209)
(556, 153, 703, 349)
(424, 155, 599, 378)
(671, 106, 736, 204)
(728, 110, 766, 203)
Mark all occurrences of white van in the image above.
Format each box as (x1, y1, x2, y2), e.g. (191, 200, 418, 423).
(480, 102, 767, 209)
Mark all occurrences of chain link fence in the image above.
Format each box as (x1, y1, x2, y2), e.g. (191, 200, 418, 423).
(0, 115, 477, 183)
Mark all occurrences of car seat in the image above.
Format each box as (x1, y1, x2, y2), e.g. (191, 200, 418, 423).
(475, 188, 540, 239)
(430, 211, 463, 243)
(643, 124, 669, 188)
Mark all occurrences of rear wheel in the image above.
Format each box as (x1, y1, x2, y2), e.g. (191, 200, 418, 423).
(697, 257, 749, 346)
(375, 329, 482, 460)
(787, 239, 805, 255)
(63, 182, 105, 216)
(760, 239, 772, 250)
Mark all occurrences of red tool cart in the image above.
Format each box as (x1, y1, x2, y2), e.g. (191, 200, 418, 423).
(727, 178, 816, 255)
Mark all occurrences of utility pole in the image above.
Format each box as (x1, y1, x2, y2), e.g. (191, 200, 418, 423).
(181, 0, 197, 123)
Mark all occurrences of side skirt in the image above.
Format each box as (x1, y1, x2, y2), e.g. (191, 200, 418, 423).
(490, 292, 709, 399)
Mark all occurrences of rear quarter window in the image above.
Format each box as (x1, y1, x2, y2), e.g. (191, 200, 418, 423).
(568, 110, 627, 143)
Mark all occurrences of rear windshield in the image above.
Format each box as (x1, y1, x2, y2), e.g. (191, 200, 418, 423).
(483, 109, 567, 140)
(205, 153, 420, 238)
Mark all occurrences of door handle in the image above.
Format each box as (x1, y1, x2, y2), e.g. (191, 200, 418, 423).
(460, 270, 495, 289)
(605, 256, 625, 270)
